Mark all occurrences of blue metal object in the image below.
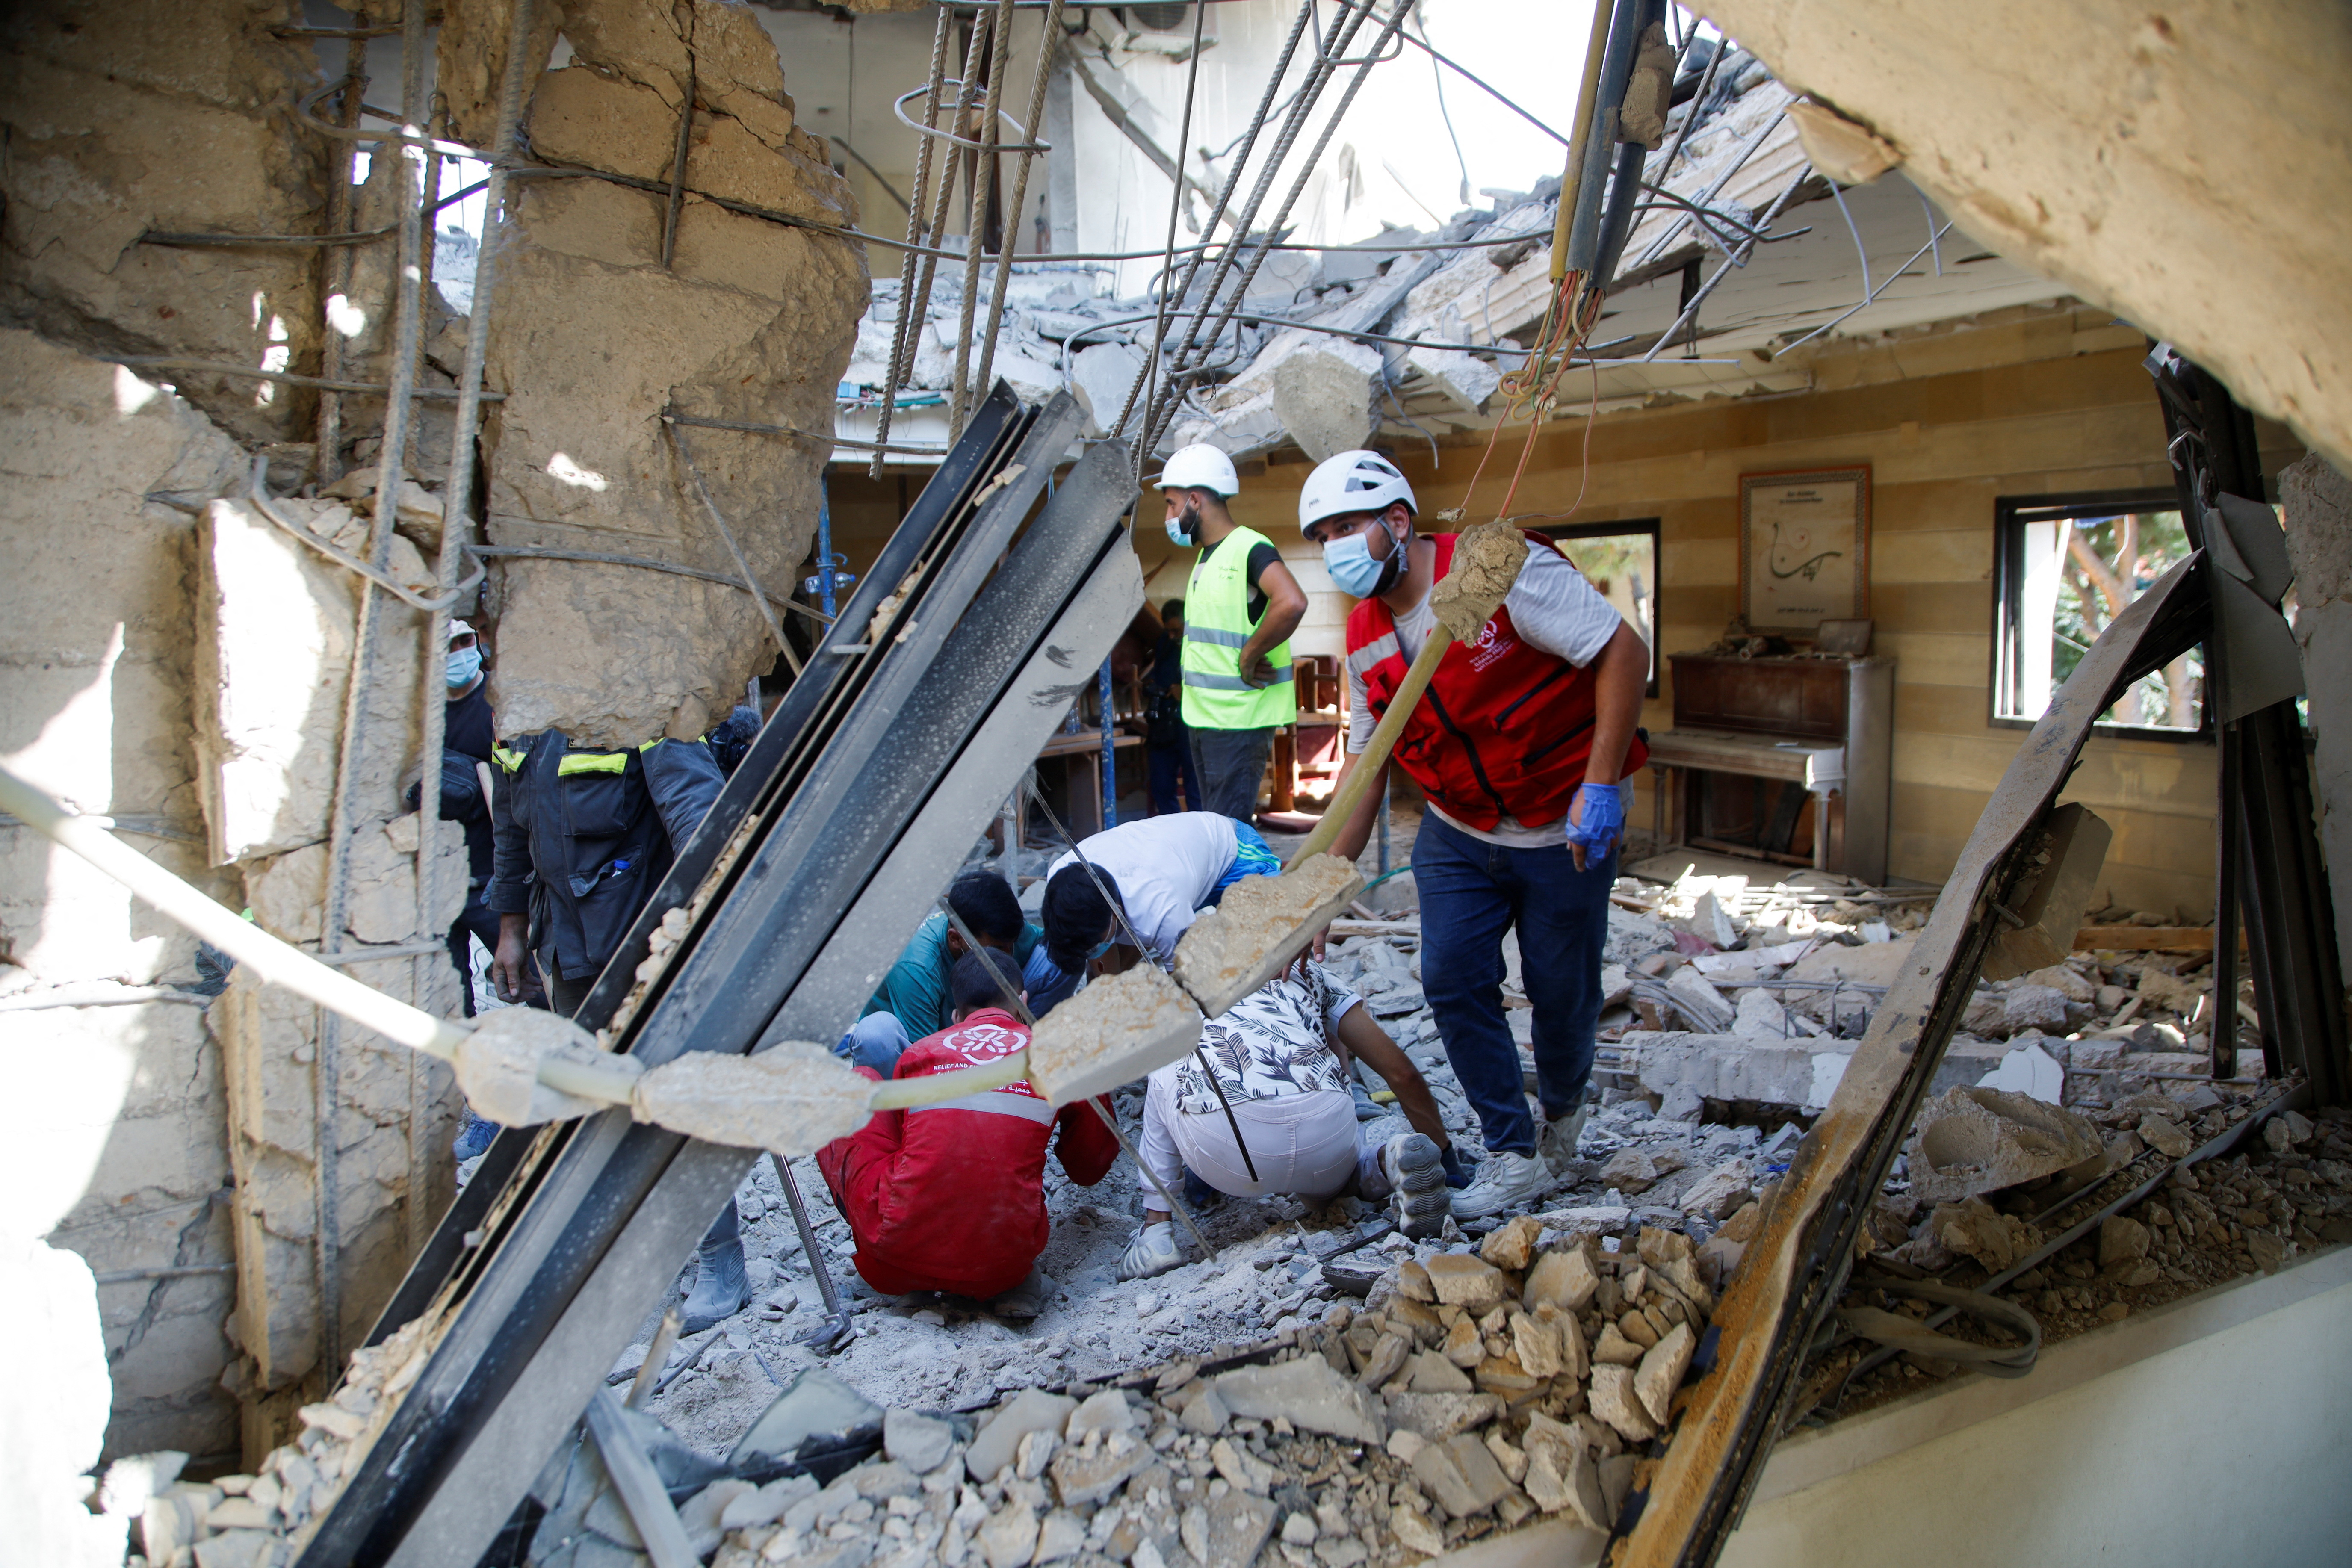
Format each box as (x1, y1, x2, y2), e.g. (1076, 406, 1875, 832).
(816, 476, 837, 619)
(1100, 657, 1117, 829)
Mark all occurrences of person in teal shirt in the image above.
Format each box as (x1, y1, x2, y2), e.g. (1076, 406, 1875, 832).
(852, 871, 1054, 1067)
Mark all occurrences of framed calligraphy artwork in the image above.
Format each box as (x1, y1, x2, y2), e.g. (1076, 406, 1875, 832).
(1739, 466, 1870, 635)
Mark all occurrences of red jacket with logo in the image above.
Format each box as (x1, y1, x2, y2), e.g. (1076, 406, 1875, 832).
(815, 1009, 1119, 1300)
(1346, 531, 1646, 833)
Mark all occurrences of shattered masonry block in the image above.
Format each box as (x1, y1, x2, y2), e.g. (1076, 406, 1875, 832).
(1268, 340, 1382, 465)
(1025, 963, 1205, 1106)
(1908, 1085, 2104, 1204)
(1428, 519, 1532, 643)
(457, 1009, 637, 1128)
(630, 1039, 871, 1154)
(1172, 855, 1364, 1019)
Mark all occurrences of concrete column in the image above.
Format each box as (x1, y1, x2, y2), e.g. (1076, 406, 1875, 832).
(2281, 453, 2352, 977)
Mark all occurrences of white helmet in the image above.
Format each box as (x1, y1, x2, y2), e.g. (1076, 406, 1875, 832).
(1152, 443, 1241, 499)
(1298, 449, 1415, 534)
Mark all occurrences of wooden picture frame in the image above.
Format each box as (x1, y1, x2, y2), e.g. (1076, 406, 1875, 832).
(1739, 466, 1871, 635)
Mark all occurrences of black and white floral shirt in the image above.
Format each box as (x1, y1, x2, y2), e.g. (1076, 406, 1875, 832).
(1168, 963, 1363, 1114)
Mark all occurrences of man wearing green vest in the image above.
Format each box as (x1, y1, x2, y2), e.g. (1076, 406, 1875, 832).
(1160, 443, 1308, 822)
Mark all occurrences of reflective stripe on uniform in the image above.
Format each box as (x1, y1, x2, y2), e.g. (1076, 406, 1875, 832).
(1182, 667, 1295, 690)
(556, 752, 629, 776)
(492, 746, 528, 773)
(907, 1090, 1056, 1125)
(1346, 634, 1400, 676)
(1184, 626, 1250, 648)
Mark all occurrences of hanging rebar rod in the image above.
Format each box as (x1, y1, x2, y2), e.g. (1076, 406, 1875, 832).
(661, 6, 698, 270)
(1110, 0, 1361, 444)
(1637, 163, 1812, 362)
(973, 0, 1069, 408)
(249, 461, 485, 612)
(1125, 0, 1210, 485)
(141, 225, 397, 249)
(948, 0, 1016, 437)
(314, 38, 371, 489)
(1139, 0, 1421, 456)
(870, 9, 964, 478)
(410, 0, 542, 1261)
(106, 358, 504, 399)
(1138, 0, 1407, 446)
(668, 424, 801, 675)
(312, 0, 432, 1380)
(667, 411, 947, 457)
(464, 546, 832, 625)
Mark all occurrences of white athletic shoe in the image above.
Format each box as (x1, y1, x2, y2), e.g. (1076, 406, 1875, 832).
(1536, 1104, 1591, 1175)
(1449, 1149, 1552, 1221)
(1119, 1220, 1182, 1281)
(1379, 1132, 1452, 1240)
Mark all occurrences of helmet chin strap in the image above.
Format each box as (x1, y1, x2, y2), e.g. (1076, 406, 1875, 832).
(1370, 512, 1409, 596)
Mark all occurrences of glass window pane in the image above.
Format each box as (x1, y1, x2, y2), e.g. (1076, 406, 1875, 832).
(1998, 505, 2201, 730)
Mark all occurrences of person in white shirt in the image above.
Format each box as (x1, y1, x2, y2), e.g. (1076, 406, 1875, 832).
(1036, 810, 1282, 974)
(1118, 960, 1458, 1279)
(1300, 450, 1651, 1221)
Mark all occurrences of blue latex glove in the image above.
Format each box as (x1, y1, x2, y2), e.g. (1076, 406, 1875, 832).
(1564, 782, 1625, 860)
(1439, 1144, 1474, 1189)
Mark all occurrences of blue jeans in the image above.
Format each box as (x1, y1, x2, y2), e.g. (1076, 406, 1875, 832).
(1414, 812, 1616, 1158)
(836, 1012, 911, 1077)
(1148, 740, 1201, 816)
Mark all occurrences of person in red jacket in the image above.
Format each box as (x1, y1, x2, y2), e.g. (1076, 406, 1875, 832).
(1299, 450, 1651, 1222)
(816, 948, 1118, 1319)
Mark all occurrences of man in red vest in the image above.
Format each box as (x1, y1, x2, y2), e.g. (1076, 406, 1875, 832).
(1298, 450, 1650, 1220)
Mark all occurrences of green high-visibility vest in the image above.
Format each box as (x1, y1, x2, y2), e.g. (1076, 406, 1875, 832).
(1180, 524, 1294, 729)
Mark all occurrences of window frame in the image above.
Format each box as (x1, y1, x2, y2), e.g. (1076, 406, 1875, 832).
(1536, 517, 1664, 699)
(1988, 488, 2210, 741)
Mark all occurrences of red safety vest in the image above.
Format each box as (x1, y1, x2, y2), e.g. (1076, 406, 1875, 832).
(1346, 532, 1647, 833)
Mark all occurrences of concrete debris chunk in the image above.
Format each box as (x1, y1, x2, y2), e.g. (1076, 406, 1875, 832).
(1909, 1085, 2105, 1203)
(1049, 1429, 1148, 1507)
(632, 1038, 872, 1154)
(1587, 1364, 1659, 1443)
(1268, 340, 1381, 464)
(1598, 1146, 1687, 1195)
(1026, 963, 1205, 1105)
(1679, 1157, 1757, 1220)
(1522, 1246, 1601, 1314)
(1212, 1355, 1386, 1444)
(883, 1409, 957, 1476)
(1633, 1322, 1696, 1425)
(2003, 983, 2074, 1034)
(1479, 1216, 1545, 1272)
(1522, 1430, 1609, 1529)
(966, 1389, 1076, 1483)
(1406, 1349, 1474, 1393)
(2139, 1113, 2193, 1158)
(1411, 1432, 1520, 1518)
(1423, 1253, 1510, 1312)
(1383, 1391, 1503, 1442)
(455, 1008, 636, 1127)
(1173, 854, 1364, 1018)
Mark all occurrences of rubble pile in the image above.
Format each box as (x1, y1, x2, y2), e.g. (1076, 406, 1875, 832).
(1805, 1099, 2352, 1419)
(1601, 871, 2258, 1119)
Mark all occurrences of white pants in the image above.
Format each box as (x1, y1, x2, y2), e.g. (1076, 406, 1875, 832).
(1138, 1069, 1392, 1206)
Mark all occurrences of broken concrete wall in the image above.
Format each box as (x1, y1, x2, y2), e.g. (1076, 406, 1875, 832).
(453, 0, 869, 746)
(0, 329, 246, 1465)
(0, 0, 328, 446)
(2281, 452, 2352, 977)
(1696, 0, 2352, 476)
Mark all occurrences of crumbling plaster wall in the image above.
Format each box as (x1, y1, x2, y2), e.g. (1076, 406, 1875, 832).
(1694, 0, 2352, 478)
(2281, 454, 2352, 978)
(0, 329, 248, 1466)
(449, 0, 869, 746)
(0, 0, 328, 447)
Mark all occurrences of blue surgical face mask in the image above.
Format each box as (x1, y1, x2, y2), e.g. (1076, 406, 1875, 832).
(1322, 518, 1401, 599)
(1087, 936, 1115, 961)
(446, 645, 483, 689)
(1164, 501, 1203, 548)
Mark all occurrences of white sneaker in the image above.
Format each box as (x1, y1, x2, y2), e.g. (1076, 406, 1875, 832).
(1379, 1132, 1452, 1240)
(1450, 1149, 1552, 1220)
(1119, 1220, 1182, 1281)
(1537, 1105, 1591, 1175)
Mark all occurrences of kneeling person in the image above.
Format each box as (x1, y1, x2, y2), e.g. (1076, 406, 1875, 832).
(816, 949, 1117, 1317)
(1122, 961, 1459, 1280)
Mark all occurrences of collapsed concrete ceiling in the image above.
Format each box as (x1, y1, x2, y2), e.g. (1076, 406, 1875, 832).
(1694, 0, 2352, 474)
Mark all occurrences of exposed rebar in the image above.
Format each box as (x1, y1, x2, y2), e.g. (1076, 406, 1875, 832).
(972, 0, 1069, 407)
(947, 0, 1015, 437)
(869, 6, 958, 479)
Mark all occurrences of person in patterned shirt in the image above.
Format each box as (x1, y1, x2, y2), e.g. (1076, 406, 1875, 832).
(1120, 960, 1458, 1279)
